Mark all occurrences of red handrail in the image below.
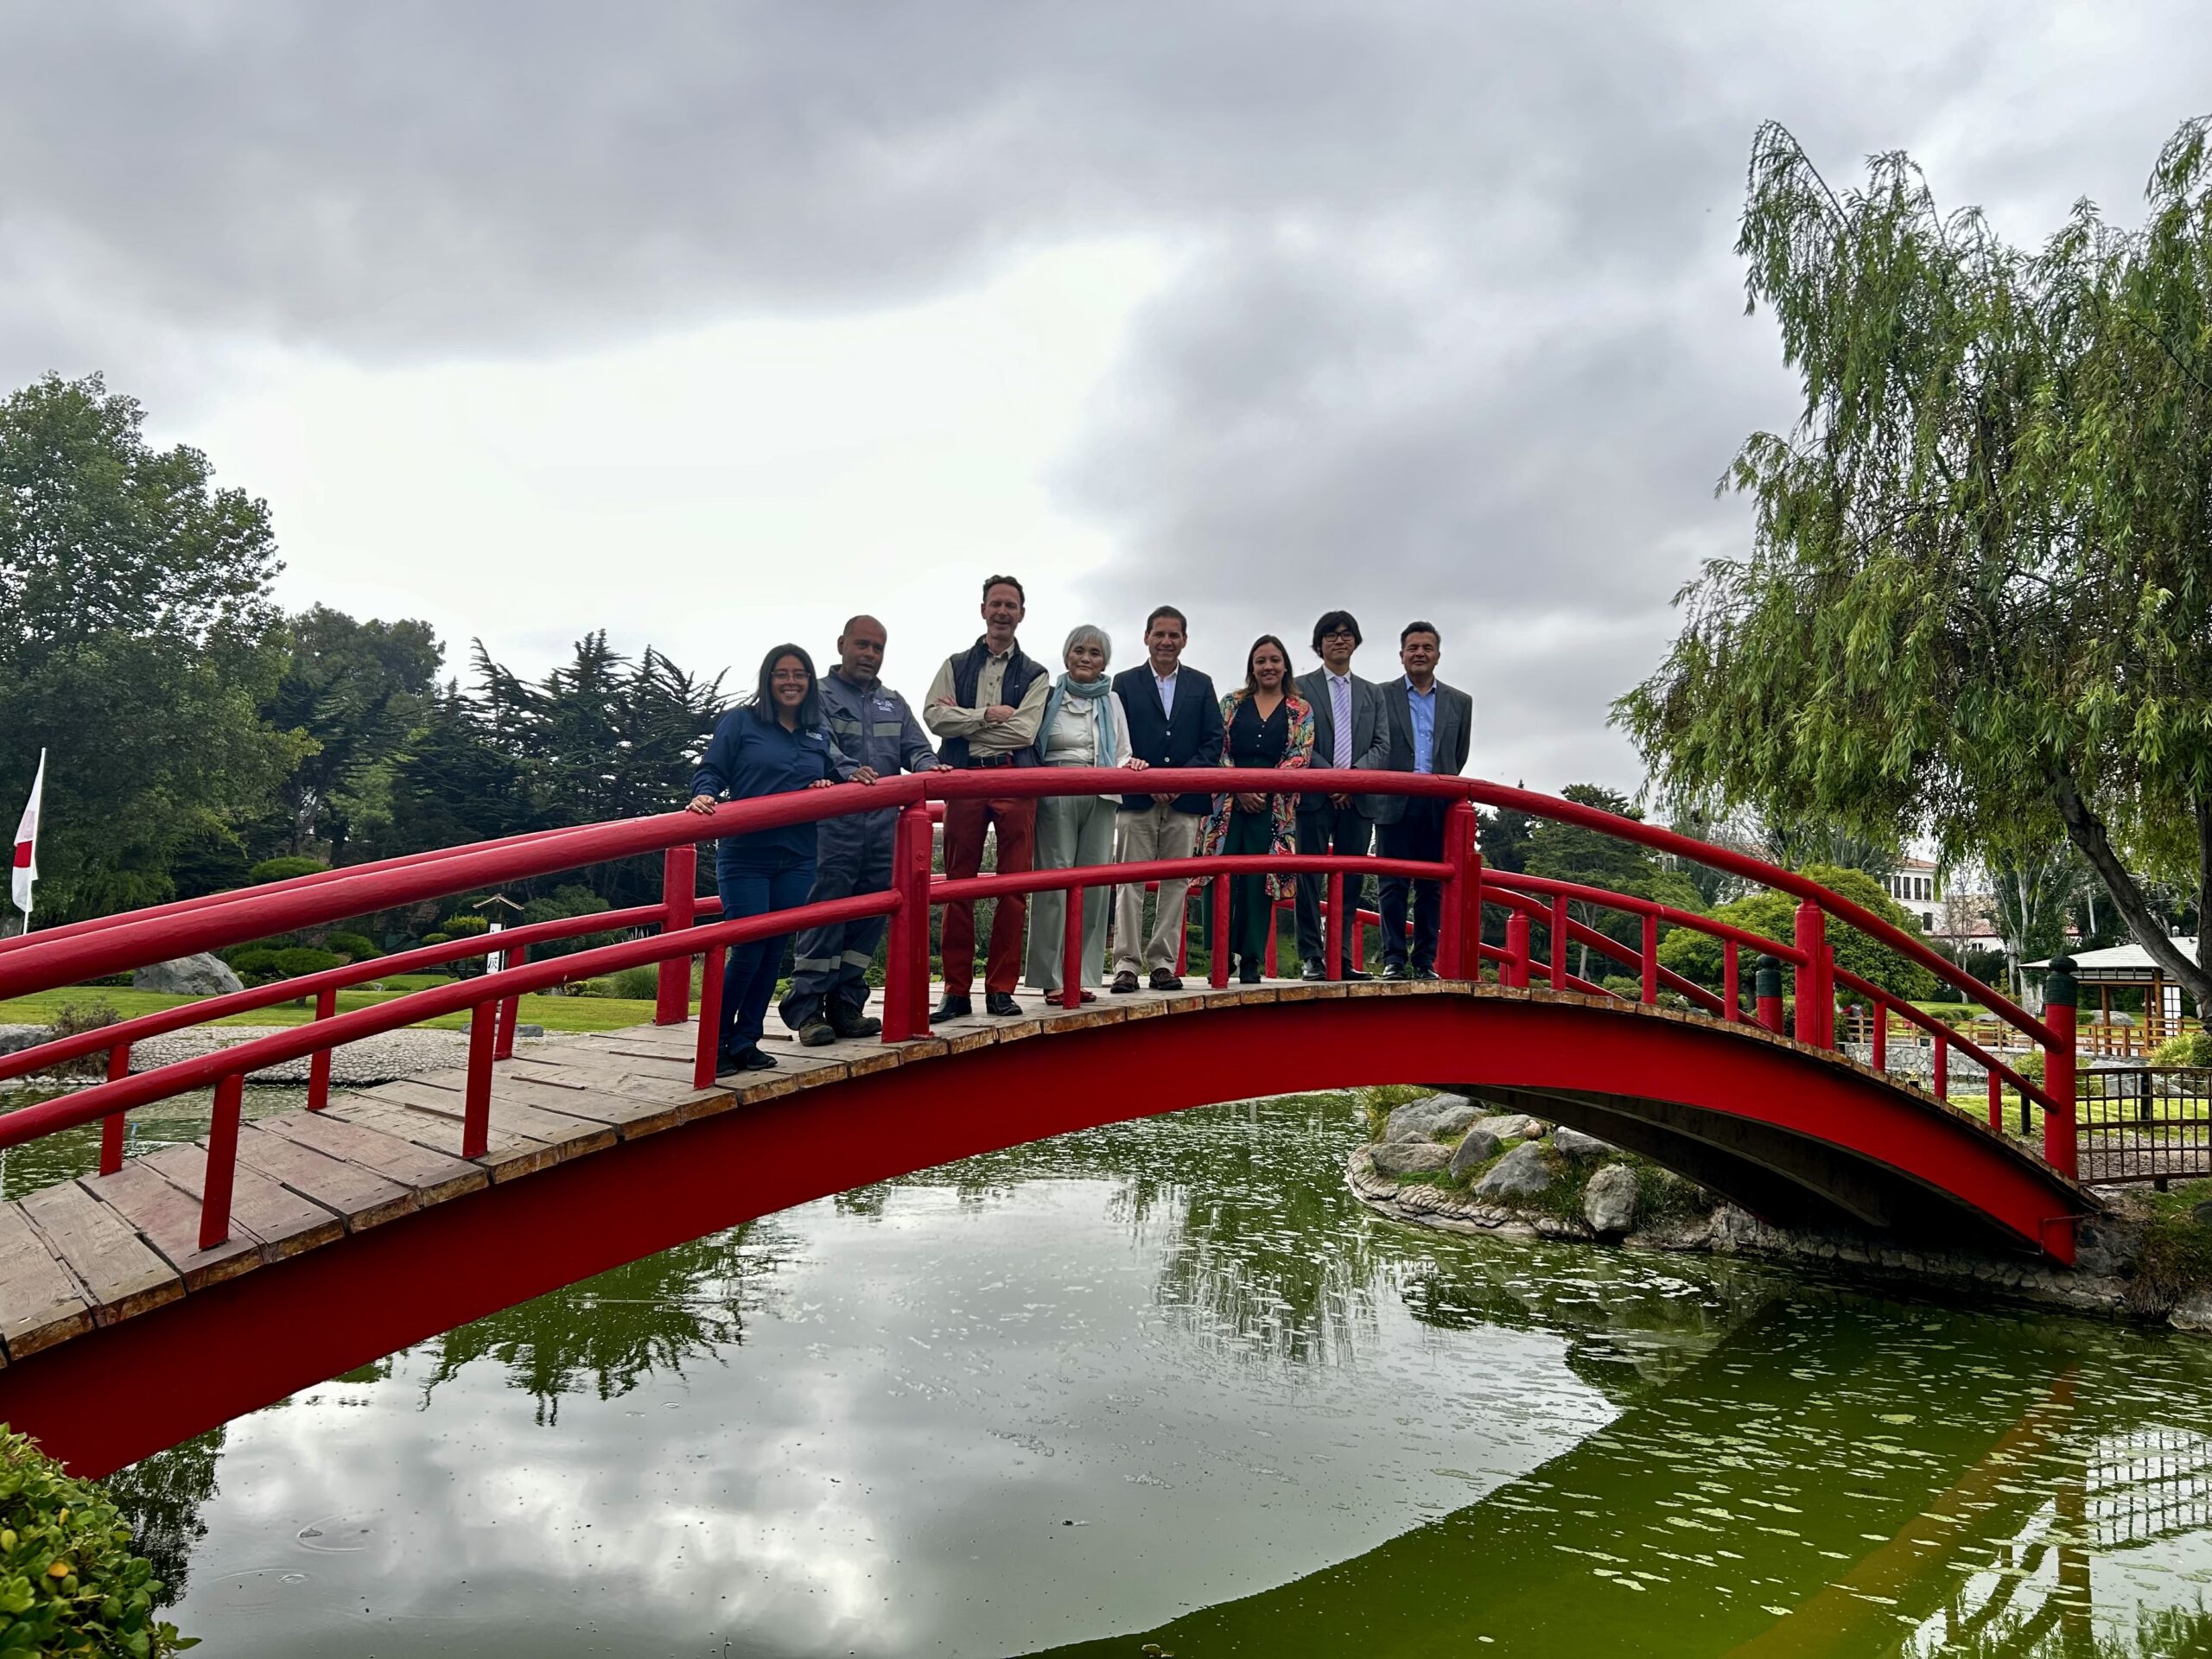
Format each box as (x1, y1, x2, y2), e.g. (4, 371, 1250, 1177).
(0, 895, 728, 1088)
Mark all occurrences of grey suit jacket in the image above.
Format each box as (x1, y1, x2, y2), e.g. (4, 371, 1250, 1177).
(1293, 668, 1390, 818)
(1368, 676, 1474, 825)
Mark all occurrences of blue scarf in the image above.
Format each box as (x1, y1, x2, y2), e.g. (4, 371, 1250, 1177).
(1037, 673, 1118, 766)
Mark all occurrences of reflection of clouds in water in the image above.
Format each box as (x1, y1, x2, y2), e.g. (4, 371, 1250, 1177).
(143, 1095, 2212, 1656)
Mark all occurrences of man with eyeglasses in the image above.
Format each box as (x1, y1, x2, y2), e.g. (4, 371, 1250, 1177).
(1292, 611, 1389, 980)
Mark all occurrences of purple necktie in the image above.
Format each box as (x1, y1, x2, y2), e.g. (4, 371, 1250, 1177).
(1332, 677, 1351, 768)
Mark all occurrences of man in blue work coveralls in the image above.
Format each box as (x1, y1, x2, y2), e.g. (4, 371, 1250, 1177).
(779, 615, 952, 1045)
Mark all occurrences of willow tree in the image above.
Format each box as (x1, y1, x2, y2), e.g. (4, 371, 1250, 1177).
(1616, 117, 2212, 1007)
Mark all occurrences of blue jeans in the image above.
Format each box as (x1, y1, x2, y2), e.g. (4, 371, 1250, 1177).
(717, 854, 816, 1055)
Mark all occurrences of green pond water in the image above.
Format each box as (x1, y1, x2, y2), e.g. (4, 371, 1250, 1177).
(77, 1090, 2212, 1656)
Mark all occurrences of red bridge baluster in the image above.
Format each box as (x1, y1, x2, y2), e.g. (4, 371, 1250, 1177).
(308, 987, 336, 1110)
(656, 845, 697, 1026)
(199, 1072, 244, 1250)
(98, 1046, 130, 1175)
(2044, 956, 2079, 1180)
(463, 1001, 495, 1159)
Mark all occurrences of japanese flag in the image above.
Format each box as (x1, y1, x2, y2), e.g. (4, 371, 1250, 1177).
(12, 750, 43, 916)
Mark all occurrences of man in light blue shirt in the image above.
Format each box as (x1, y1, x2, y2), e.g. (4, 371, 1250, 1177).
(1370, 620, 1474, 978)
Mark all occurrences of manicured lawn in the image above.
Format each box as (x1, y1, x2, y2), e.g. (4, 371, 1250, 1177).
(0, 985, 668, 1033)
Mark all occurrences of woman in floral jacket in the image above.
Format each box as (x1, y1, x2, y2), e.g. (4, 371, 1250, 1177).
(1198, 635, 1315, 983)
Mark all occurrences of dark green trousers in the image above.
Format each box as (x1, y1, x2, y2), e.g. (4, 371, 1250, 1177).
(1209, 808, 1275, 972)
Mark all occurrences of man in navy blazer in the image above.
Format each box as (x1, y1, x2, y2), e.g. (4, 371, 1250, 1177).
(1370, 620, 1474, 979)
(1293, 609, 1389, 979)
(1109, 606, 1224, 993)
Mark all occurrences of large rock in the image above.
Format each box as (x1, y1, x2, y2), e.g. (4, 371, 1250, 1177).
(1583, 1163, 1639, 1235)
(1471, 1113, 1545, 1143)
(1552, 1127, 1611, 1160)
(1471, 1140, 1554, 1201)
(1384, 1093, 1479, 1143)
(1447, 1127, 1502, 1180)
(133, 952, 243, 997)
(1370, 1140, 1453, 1177)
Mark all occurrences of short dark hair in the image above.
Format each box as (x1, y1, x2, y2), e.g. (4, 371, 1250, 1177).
(982, 574, 1026, 604)
(747, 643, 823, 729)
(1400, 620, 1440, 646)
(1313, 610, 1362, 652)
(1145, 604, 1188, 634)
(1243, 634, 1292, 697)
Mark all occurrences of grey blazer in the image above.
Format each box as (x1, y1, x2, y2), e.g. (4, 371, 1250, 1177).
(1368, 676, 1474, 825)
(1293, 668, 1390, 818)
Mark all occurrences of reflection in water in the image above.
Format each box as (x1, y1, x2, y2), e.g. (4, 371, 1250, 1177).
(98, 1091, 2212, 1656)
(104, 1427, 225, 1607)
(421, 1224, 794, 1423)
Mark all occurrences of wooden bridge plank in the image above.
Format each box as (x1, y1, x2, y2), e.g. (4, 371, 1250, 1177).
(488, 1073, 699, 1139)
(233, 1123, 417, 1231)
(0, 1203, 93, 1360)
(141, 1145, 346, 1262)
(76, 1163, 259, 1290)
(16, 1181, 181, 1328)
(507, 1049, 701, 1101)
(257, 1112, 488, 1205)
(351, 1077, 619, 1147)
(321, 1094, 554, 1179)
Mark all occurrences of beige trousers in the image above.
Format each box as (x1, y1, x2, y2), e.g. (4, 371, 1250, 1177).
(1110, 800, 1203, 976)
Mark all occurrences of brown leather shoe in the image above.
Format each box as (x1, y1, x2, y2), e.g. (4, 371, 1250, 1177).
(1149, 968, 1183, 991)
(1110, 970, 1140, 995)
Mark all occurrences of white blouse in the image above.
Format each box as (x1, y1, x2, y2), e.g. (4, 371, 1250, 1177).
(1044, 690, 1135, 796)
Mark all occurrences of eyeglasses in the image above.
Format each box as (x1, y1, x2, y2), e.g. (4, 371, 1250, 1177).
(1321, 629, 1357, 642)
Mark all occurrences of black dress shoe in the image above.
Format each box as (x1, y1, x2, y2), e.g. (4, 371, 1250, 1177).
(1236, 962, 1262, 985)
(1411, 965, 1440, 982)
(1343, 966, 1372, 981)
(1377, 963, 1408, 982)
(932, 994, 973, 1021)
(1111, 969, 1141, 995)
(985, 991, 1023, 1016)
(828, 1003, 882, 1039)
(1300, 962, 1326, 982)
(1148, 968, 1183, 991)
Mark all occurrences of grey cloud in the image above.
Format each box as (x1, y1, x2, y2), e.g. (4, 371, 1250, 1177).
(4, 1, 2209, 791)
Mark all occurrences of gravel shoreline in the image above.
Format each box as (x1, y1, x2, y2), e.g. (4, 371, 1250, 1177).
(0, 1023, 555, 1089)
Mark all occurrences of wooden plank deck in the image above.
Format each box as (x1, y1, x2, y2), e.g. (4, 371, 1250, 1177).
(0, 973, 1921, 1369)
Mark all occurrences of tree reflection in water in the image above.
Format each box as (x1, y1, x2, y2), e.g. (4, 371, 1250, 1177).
(421, 1221, 799, 1424)
(102, 1426, 225, 1610)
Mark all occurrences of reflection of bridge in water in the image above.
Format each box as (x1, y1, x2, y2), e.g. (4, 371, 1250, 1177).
(1034, 1293, 2212, 1659)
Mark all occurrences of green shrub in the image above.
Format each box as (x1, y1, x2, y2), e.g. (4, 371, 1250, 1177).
(247, 855, 329, 885)
(216, 938, 290, 965)
(419, 931, 454, 947)
(324, 931, 378, 962)
(271, 948, 346, 979)
(601, 965, 660, 1001)
(438, 915, 493, 938)
(226, 948, 280, 981)
(37, 1003, 123, 1079)
(2153, 1029, 2212, 1068)
(0, 1424, 196, 1654)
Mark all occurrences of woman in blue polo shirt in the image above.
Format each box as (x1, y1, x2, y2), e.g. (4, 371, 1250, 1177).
(687, 645, 875, 1073)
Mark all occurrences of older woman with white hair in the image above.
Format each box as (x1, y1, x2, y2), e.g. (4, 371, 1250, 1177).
(1027, 624, 1147, 1000)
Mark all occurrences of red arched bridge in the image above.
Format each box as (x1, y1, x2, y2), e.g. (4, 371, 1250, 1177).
(0, 770, 2092, 1476)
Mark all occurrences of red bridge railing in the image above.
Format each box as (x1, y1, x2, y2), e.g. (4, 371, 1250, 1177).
(0, 770, 2082, 1252)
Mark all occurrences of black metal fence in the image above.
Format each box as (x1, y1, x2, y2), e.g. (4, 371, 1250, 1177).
(2077, 1067, 2212, 1186)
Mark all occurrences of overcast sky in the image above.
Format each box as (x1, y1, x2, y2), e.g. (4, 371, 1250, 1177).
(3, 3, 2207, 793)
